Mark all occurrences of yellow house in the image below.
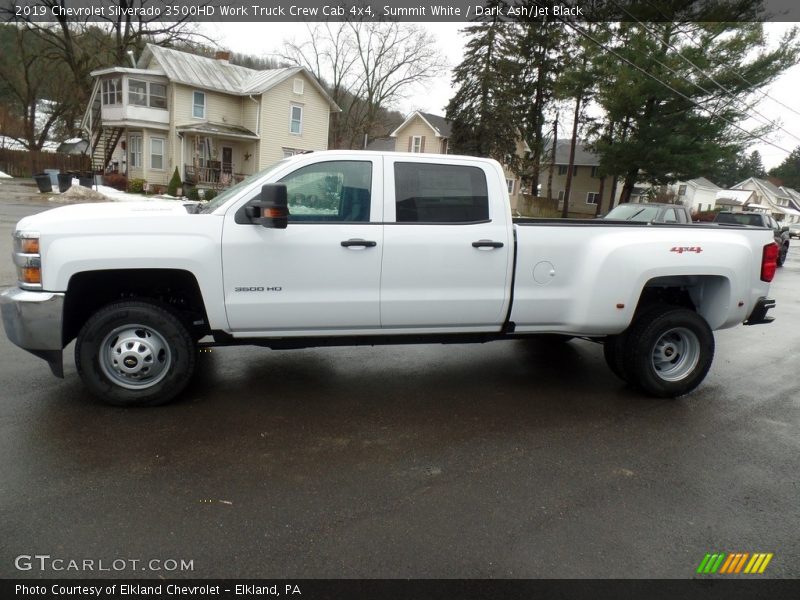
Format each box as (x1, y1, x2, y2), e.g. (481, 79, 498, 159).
(82, 44, 340, 189)
(538, 139, 608, 217)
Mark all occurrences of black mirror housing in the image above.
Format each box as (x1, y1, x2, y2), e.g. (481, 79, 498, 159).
(248, 184, 289, 229)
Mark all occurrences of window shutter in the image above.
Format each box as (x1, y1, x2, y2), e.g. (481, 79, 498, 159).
(421, 136, 426, 152)
(408, 137, 412, 152)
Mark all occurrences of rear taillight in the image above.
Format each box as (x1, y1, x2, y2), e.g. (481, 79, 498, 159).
(761, 243, 778, 282)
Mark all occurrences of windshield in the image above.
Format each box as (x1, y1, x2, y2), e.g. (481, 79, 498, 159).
(198, 159, 290, 214)
(714, 213, 763, 226)
(605, 204, 661, 222)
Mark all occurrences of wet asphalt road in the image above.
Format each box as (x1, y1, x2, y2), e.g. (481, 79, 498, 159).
(0, 183, 798, 579)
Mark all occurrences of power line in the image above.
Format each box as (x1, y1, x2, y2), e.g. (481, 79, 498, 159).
(638, 0, 800, 121)
(531, 5, 797, 156)
(609, 0, 800, 145)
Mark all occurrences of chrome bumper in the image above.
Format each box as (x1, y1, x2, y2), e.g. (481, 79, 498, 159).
(0, 287, 65, 377)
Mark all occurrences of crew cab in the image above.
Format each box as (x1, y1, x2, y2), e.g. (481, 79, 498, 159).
(1, 151, 778, 406)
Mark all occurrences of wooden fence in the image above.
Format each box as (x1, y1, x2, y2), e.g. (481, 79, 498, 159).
(0, 148, 91, 178)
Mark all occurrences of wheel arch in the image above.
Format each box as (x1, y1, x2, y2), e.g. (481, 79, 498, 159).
(63, 269, 210, 346)
(635, 274, 731, 330)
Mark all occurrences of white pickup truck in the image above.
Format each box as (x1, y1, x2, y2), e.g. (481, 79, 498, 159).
(1, 151, 777, 406)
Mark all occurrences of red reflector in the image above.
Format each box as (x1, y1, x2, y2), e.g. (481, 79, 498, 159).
(761, 243, 778, 282)
(265, 208, 287, 218)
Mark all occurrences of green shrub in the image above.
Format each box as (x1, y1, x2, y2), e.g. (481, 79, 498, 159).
(204, 189, 217, 201)
(167, 167, 182, 196)
(127, 178, 146, 194)
(187, 188, 201, 201)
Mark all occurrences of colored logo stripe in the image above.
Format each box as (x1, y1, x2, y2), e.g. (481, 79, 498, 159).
(697, 552, 773, 574)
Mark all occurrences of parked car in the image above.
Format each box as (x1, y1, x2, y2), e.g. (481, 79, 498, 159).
(712, 211, 790, 266)
(604, 202, 693, 224)
(788, 222, 800, 240)
(0, 151, 777, 406)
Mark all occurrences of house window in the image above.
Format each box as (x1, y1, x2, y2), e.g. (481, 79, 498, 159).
(558, 165, 567, 176)
(192, 91, 206, 119)
(128, 80, 147, 106)
(506, 179, 515, 194)
(101, 78, 122, 105)
(149, 83, 167, 109)
(678, 184, 687, 196)
(290, 104, 303, 134)
(150, 137, 165, 170)
(129, 135, 142, 168)
(293, 78, 304, 95)
(587, 192, 600, 205)
(129, 80, 166, 109)
(591, 166, 599, 178)
(557, 190, 565, 201)
(411, 136, 422, 153)
(283, 148, 301, 158)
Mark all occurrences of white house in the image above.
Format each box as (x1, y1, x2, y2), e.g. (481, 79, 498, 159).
(731, 177, 800, 223)
(666, 177, 720, 213)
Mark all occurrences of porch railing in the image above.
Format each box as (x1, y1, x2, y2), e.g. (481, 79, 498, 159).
(184, 163, 244, 187)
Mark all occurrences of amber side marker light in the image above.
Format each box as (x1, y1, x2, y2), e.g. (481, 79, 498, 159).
(20, 267, 42, 284)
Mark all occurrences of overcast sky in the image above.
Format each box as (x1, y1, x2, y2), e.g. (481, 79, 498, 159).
(201, 21, 800, 170)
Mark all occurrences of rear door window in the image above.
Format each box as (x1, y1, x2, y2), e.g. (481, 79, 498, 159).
(393, 162, 489, 223)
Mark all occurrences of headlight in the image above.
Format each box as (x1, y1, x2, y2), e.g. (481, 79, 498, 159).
(13, 231, 42, 289)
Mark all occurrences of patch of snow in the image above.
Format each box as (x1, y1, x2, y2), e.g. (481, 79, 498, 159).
(0, 170, 11, 179)
(63, 137, 83, 144)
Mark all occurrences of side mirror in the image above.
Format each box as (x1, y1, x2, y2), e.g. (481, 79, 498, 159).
(245, 184, 289, 229)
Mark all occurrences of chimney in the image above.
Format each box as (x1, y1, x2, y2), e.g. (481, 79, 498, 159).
(215, 50, 231, 62)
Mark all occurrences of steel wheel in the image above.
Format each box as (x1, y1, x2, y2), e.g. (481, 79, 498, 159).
(99, 324, 172, 389)
(650, 327, 700, 382)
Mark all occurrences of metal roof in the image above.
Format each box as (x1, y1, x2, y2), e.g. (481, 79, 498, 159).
(544, 139, 600, 166)
(136, 44, 339, 110)
(176, 122, 258, 140)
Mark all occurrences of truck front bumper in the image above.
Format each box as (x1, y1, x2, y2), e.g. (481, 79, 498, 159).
(0, 287, 65, 377)
(744, 297, 776, 326)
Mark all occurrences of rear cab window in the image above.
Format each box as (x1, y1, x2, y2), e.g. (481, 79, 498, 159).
(393, 162, 489, 223)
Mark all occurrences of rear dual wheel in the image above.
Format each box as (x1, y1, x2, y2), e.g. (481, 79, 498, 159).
(604, 306, 714, 398)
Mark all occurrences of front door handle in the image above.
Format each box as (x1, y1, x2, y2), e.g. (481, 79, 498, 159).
(341, 239, 377, 248)
(472, 240, 504, 249)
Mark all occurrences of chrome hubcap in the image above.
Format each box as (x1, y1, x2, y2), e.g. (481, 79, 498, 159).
(650, 327, 700, 382)
(99, 325, 171, 389)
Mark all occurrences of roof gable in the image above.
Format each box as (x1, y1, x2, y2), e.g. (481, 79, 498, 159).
(391, 111, 452, 138)
(138, 44, 339, 110)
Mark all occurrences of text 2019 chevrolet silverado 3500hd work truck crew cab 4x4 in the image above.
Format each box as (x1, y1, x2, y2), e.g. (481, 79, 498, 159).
(1, 151, 778, 406)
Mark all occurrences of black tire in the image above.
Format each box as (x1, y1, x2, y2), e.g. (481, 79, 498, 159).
(622, 306, 714, 398)
(603, 333, 629, 382)
(75, 301, 197, 407)
(777, 244, 788, 267)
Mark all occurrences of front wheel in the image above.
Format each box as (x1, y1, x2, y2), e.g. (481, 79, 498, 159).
(75, 301, 197, 407)
(623, 307, 714, 398)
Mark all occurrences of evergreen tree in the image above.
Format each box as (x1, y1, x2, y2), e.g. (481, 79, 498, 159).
(768, 146, 800, 189)
(591, 5, 798, 202)
(446, 1, 516, 160)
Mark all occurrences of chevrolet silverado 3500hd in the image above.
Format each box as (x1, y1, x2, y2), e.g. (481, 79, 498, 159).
(1, 151, 777, 406)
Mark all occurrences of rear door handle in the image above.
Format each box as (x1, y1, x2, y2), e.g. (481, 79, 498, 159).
(472, 240, 504, 249)
(341, 239, 377, 248)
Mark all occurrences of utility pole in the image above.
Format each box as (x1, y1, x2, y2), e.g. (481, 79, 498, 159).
(546, 113, 557, 201)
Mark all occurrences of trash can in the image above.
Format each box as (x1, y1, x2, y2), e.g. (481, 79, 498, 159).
(43, 169, 60, 187)
(79, 173, 94, 188)
(34, 174, 53, 193)
(57, 172, 73, 193)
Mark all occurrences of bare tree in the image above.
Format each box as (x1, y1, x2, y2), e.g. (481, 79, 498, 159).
(3, 0, 214, 137)
(282, 22, 446, 149)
